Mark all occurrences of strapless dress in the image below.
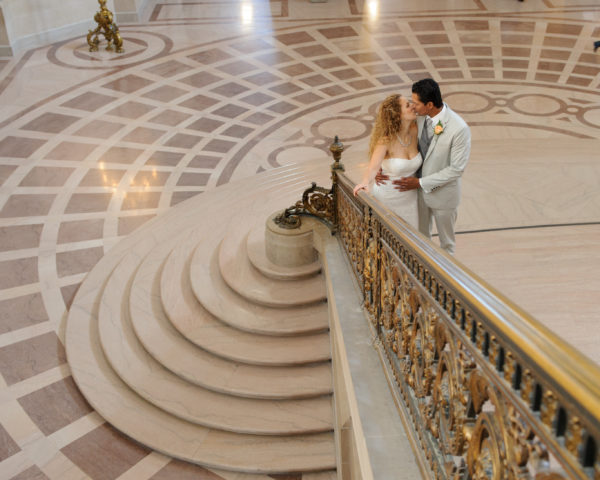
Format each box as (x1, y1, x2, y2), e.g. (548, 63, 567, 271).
(370, 153, 423, 228)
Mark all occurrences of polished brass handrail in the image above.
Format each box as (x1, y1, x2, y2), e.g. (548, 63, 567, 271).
(334, 168, 600, 480)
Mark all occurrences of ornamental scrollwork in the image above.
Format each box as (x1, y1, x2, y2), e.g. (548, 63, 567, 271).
(274, 182, 333, 229)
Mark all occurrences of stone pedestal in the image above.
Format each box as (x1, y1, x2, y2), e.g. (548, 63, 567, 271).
(265, 213, 318, 268)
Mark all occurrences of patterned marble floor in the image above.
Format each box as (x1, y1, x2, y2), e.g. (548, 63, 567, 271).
(0, 0, 599, 478)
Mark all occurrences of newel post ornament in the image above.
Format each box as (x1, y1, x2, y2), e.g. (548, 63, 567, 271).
(87, 0, 124, 53)
(273, 136, 344, 232)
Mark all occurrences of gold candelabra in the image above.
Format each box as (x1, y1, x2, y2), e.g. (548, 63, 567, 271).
(87, 0, 124, 53)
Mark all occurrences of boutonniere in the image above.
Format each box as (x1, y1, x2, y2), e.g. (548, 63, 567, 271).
(433, 120, 444, 136)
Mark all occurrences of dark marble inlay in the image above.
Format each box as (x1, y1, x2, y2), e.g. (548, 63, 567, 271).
(170, 191, 200, 206)
(176, 172, 210, 186)
(318, 26, 357, 39)
(500, 21, 535, 32)
(0, 424, 20, 462)
(163, 133, 202, 149)
(275, 32, 315, 45)
(348, 79, 375, 90)
(240, 92, 275, 107)
(331, 68, 360, 80)
(503, 70, 527, 80)
(203, 139, 236, 154)
(178, 71, 222, 89)
(471, 70, 495, 79)
(121, 192, 161, 210)
(98, 146, 144, 165)
(148, 109, 191, 126)
(187, 118, 225, 132)
(268, 101, 296, 114)
(61, 424, 150, 480)
(21, 112, 80, 134)
(546, 23, 582, 36)
(222, 125, 254, 138)
(375, 35, 409, 48)
(102, 74, 153, 93)
(60, 283, 80, 309)
(58, 219, 104, 244)
(464, 46, 492, 56)
(145, 59, 193, 78)
(210, 82, 249, 97)
(0, 332, 66, 385)
(255, 51, 293, 66)
(56, 247, 104, 278)
(540, 49, 570, 60)
(538, 61, 565, 72)
(410, 20, 444, 31)
(132, 170, 170, 187)
(362, 64, 392, 75)
(566, 76, 592, 87)
(142, 85, 189, 102)
(211, 104, 249, 118)
(320, 85, 349, 96)
(61, 92, 117, 112)
(503, 59, 530, 69)
(145, 151, 184, 167)
(0, 293, 48, 335)
(10, 465, 50, 480)
(417, 34, 450, 45)
(279, 63, 313, 77)
(117, 214, 155, 236)
(0, 194, 55, 218)
(217, 60, 257, 76)
(243, 112, 275, 125)
(188, 48, 232, 64)
(388, 48, 418, 60)
(502, 47, 531, 58)
(543, 36, 576, 48)
(20, 166, 74, 187)
(455, 20, 488, 31)
(244, 71, 283, 85)
(348, 52, 382, 63)
(188, 155, 220, 169)
(467, 58, 493, 68)
(122, 127, 166, 144)
(292, 92, 323, 104)
(535, 72, 560, 82)
(0, 224, 43, 251)
(45, 141, 97, 162)
(178, 94, 220, 111)
(18, 376, 93, 435)
(294, 45, 331, 57)
(400, 60, 427, 71)
(313, 57, 346, 69)
(573, 65, 600, 77)
(106, 101, 156, 119)
(300, 74, 331, 87)
(0, 136, 46, 158)
(65, 193, 112, 214)
(439, 70, 463, 79)
(269, 83, 302, 95)
(501, 34, 533, 45)
(74, 120, 125, 139)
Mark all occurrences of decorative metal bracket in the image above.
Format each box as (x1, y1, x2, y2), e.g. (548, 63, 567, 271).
(273, 136, 344, 230)
(87, 0, 124, 53)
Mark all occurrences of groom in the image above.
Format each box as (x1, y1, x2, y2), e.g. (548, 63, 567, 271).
(381, 78, 471, 254)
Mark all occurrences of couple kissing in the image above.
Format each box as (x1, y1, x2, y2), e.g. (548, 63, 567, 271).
(353, 78, 471, 255)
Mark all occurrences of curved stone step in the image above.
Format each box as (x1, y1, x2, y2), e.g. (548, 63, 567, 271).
(67, 260, 335, 472)
(246, 223, 322, 281)
(129, 230, 332, 399)
(164, 233, 330, 363)
(218, 222, 326, 308)
(99, 250, 333, 436)
(189, 235, 329, 337)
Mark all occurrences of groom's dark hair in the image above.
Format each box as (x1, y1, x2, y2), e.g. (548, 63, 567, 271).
(412, 78, 443, 108)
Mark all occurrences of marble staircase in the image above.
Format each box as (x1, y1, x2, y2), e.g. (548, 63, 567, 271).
(65, 160, 338, 475)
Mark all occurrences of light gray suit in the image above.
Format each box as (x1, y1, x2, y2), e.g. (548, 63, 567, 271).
(417, 103, 471, 254)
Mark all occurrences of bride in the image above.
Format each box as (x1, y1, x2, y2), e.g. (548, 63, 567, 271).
(353, 94, 422, 228)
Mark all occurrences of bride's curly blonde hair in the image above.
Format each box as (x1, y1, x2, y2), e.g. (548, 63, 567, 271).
(368, 94, 403, 158)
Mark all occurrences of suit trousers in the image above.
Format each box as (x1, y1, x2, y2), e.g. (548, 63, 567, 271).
(418, 193, 457, 255)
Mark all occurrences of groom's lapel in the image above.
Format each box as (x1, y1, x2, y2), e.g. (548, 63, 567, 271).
(424, 105, 451, 162)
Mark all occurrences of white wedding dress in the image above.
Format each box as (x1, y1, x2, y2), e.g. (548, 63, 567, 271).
(370, 153, 422, 228)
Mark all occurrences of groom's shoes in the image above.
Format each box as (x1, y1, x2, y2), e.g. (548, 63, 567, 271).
(595, 41, 600, 53)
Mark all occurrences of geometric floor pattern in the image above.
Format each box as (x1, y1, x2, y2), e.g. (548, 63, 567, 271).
(0, 0, 599, 478)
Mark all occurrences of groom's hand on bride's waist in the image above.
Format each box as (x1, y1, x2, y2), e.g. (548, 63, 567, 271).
(393, 177, 420, 191)
(375, 168, 389, 185)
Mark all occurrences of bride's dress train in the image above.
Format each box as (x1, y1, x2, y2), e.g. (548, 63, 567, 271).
(370, 153, 422, 229)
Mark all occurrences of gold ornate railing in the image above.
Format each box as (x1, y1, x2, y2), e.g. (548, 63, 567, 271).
(276, 137, 600, 479)
(333, 169, 600, 480)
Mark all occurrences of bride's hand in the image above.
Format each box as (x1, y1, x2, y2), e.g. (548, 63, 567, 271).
(353, 183, 368, 196)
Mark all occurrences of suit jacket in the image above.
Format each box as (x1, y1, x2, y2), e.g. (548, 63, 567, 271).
(417, 103, 471, 210)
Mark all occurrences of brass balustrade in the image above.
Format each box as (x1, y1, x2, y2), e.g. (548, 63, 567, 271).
(277, 137, 600, 479)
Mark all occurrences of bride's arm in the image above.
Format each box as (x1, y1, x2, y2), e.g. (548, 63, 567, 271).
(353, 143, 387, 196)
